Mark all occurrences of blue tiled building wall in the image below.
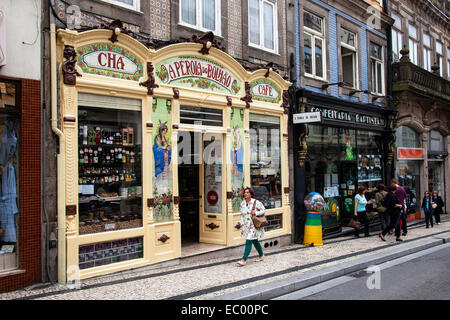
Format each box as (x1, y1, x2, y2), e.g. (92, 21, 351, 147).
(298, 0, 387, 104)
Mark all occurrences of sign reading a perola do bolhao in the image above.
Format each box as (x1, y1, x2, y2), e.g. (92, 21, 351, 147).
(155, 56, 241, 95)
(77, 43, 144, 81)
(250, 79, 281, 103)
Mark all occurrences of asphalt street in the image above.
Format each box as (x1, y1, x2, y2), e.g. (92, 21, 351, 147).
(275, 243, 450, 300)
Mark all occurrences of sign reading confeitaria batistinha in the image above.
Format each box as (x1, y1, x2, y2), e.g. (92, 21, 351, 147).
(155, 56, 241, 95)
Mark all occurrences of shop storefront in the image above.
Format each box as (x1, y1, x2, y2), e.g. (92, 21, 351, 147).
(292, 89, 395, 237)
(55, 28, 291, 282)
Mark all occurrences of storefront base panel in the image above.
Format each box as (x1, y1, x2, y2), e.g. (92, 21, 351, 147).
(151, 221, 181, 262)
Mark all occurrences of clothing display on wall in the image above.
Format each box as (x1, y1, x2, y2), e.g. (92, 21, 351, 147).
(0, 119, 18, 243)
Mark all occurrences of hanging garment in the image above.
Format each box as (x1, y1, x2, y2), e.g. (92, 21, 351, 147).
(0, 119, 18, 166)
(0, 162, 18, 242)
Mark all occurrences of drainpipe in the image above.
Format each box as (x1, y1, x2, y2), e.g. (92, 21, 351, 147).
(50, 22, 66, 284)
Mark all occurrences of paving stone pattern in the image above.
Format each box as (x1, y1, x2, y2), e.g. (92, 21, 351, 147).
(1, 216, 449, 300)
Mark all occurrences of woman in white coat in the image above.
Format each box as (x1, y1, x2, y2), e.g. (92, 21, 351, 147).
(237, 187, 266, 266)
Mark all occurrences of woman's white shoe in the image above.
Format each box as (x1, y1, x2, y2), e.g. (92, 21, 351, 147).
(236, 260, 246, 266)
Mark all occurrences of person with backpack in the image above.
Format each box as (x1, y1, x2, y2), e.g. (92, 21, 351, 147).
(431, 191, 444, 225)
(422, 191, 434, 228)
(374, 184, 388, 232)
(379, 183, 404, 241)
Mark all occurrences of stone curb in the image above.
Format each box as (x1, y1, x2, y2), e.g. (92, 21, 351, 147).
(212, 235, 449, 300)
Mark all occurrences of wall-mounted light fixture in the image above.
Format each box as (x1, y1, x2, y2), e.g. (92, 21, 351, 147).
(321, 82, 344, 90)
(349, 89, 369, 96)
(372, 95, 392, 103)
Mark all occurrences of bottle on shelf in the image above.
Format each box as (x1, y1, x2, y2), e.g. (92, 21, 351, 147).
(95, 127, 101, 145)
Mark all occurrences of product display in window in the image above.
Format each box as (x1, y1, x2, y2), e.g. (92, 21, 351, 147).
(250, 114, 282, 209)
(78, 107, 142, 235)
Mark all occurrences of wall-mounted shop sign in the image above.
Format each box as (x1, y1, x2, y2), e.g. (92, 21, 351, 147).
(77, 43, 144, 81)
(397, 147, 425, 160)
(155, 56, 241, 95)
(309, 106, 386, 127)
(293, 112, 321, 124)
(250, 79, 281, 103)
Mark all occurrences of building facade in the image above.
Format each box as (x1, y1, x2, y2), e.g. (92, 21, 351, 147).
(289, 0, 396, 242)
(389, 0, 449, 218)
(41, 0, 292, 285)
(0, 0, 42, 292)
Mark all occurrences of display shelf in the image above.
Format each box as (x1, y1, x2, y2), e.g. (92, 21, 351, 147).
(358, 178, 383, 182)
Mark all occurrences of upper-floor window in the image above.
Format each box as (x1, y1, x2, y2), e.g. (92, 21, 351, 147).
(408, 24, 419, 65)
(340, 29, 358, 88)
(303, 11, 326, 80)
(391, 13, 403, 62)
(180, 0, 221, 35)
(248, 0, 278, 53)
(423, 33, 432, 72)
(447, 47, 450, 80)
(370, 42, 384, 95)
(435, 40, 443, 77)
(102, 0, 140, 11)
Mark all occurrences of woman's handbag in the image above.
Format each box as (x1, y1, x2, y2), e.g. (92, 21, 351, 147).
(432, 202, 437, 209)
(251, 199, 268, 228)
(348, 218, 361, 230)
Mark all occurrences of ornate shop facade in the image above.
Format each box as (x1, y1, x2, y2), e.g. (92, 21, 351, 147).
(53, 27, 291, 282)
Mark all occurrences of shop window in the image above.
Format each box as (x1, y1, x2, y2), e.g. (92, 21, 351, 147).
(180, 0, 221, 35)
(396, 126, 421, 148)
(248, 0, 278, 53)
(303, 11, 326, 80)
(423, 34, 432, 72)
(340, 29, 358, 88)
(265, 213, 282, 231)
(397, 160, 420, 212)
(78, 95, 142, 235)
(101, 0, 140, 11)
(180, 105, 223, 127)
(357, 131, 383, 192)
(429, 130, 444, 152)
(249, 113, 281, 209)
(408, 24, 418, 65)
(79, 237, 143, 270)
(370, 42, 384, 95)
(0, 80, 19, 271)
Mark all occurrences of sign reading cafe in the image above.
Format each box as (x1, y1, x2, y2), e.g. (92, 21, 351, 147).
(155, 56, 241, 95)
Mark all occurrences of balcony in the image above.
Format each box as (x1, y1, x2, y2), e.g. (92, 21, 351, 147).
(392, 59, 450, 103)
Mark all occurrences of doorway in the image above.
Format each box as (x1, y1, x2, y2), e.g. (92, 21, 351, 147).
(177, 130, 226, 255)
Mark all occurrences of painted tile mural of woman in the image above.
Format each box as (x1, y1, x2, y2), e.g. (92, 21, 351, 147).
(152, 98, 173, 222)
(230, 107, 245, 212)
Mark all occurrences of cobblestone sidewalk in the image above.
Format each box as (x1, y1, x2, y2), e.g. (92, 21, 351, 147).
(1, 216, 449, 300)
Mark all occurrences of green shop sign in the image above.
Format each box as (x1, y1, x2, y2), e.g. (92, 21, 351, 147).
(250, 79, 281, 103)
(155, 56, 241, 95)
(77, 43, 144, 81)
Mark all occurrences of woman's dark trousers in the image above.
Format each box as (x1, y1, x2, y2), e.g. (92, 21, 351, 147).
(382, 213, 400, 238)
(356, 211, 369, 237)
(433, 210, 441, 223)
(425, 211, 434, 227)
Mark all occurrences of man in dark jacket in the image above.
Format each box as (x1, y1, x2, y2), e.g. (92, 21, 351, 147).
(392, 179, 407, 236)
(379, 183, 404, 242)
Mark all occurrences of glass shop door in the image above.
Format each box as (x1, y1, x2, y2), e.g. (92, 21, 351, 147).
(199, 132, 226, 244)
(340, 161, 357, 225)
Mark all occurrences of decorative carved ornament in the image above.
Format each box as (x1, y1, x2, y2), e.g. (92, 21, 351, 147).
(62, 45, 81, 85)
(139, 62, 159, 95)
(173, 87, 179, 99)
(281, 90, 289, 114)
(158, 234, 170, 243)
(226, 96, 232, 107)
(103, 19, 133, 43)
(206, 222, 219, 230)
(240, 82, 252, 108)
(190, 31, 225, 55)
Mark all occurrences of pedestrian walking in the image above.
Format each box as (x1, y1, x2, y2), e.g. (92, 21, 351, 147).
(431, 191, 444, 225)
(379, 183, 404, 241)
(392, 179, 408, 236)
(354, 186, 373, 238)
(236, 187, 265, 266)
(374, 184, 388, 232)
(421, 191, 433, 228)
